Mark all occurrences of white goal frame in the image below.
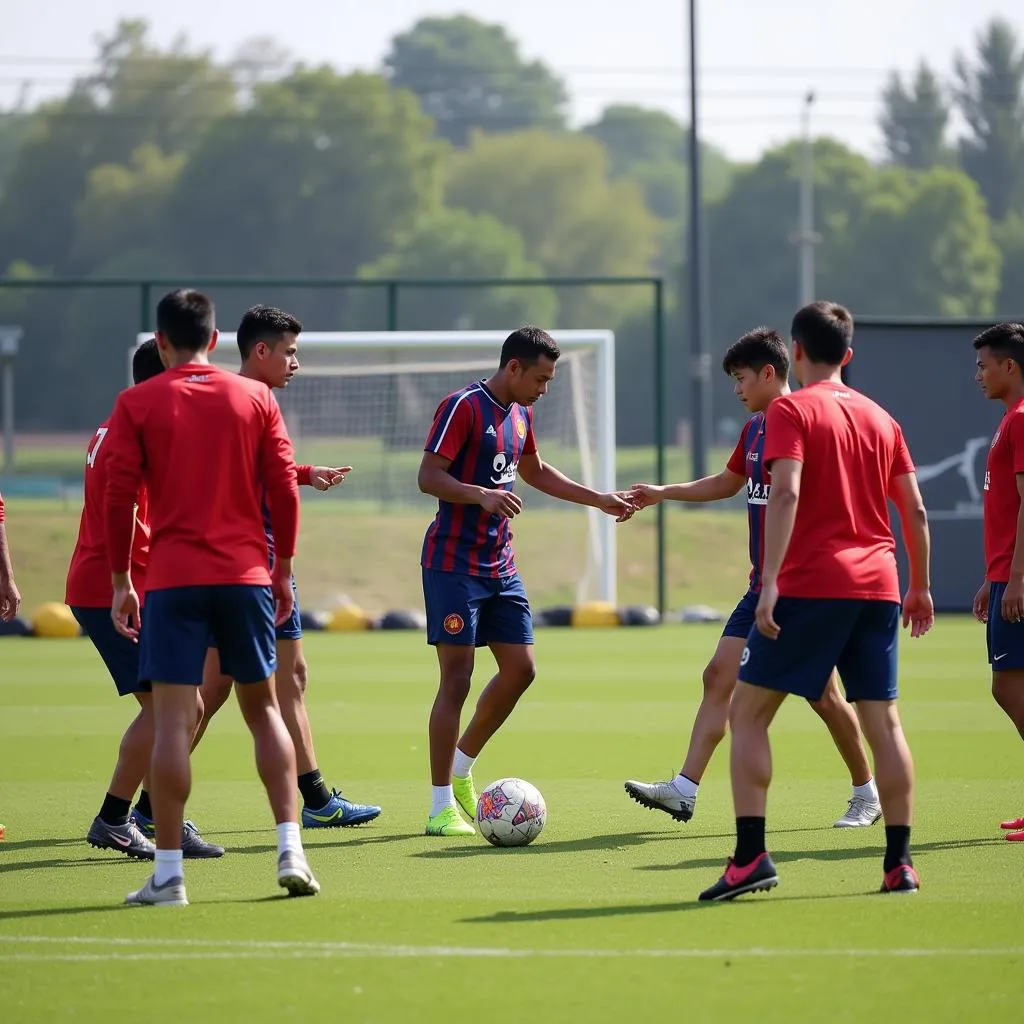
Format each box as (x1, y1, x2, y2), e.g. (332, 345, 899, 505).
(132, 330, 617, 604)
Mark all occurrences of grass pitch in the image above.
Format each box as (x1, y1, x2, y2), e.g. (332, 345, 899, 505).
(1, 621, 1022, 1021)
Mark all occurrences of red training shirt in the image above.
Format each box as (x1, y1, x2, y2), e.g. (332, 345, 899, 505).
(983, 397, 1024, 583)
(104, 363, 299, 591)
(763, 381, 915, 602)
(0, 489, 4, 523)
(66, 419, 151, 607)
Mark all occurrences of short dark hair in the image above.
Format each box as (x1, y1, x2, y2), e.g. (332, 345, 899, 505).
(722, 327, 790, 380)
(790, 301, 854, 366)
(236, 305, 303, 360)
(132, 338, 164, 385)
(973, 322, 1024, 364)
(499, 325, 560, 369)
(155, 289, 215, 353)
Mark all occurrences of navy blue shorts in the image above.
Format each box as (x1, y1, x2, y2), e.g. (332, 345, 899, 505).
(739, 597, 900, 702)
(422, 569, 534, 647)
(141, 585, 277, 686)
(71, 606, 149, 697)
(987, 582, 1024, 671)
(207, 576, 301, 650)
(722, 588, 759, 639)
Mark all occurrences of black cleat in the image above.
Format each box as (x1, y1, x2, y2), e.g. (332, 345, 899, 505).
(181, 820, 225, 859)
(87, 816, 155, 860)
(880, 865, 919, 894)
(699, 852, 779, 902)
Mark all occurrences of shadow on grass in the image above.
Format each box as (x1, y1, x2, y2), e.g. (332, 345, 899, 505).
(228, 832, 427, 856)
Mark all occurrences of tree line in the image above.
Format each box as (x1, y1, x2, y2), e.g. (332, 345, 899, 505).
(0, 15, 1020, 442)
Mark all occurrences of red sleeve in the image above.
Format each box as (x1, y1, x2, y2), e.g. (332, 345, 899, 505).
(296, 465, 313, 486)
(0, 491, 5, 523)
(103, 395, 145, 575)
(1008, 412, 1024, 476)
(523, 408, 538, 456)
(889, 423, 915, 478)
(763, 398, 805, 468)
(260, 393, 300, 561)
(424, 395, 474, 463)
(726, 430, 746, 475)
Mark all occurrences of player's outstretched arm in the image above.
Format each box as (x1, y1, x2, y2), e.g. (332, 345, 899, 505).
(417, 452, 523, 518)
(0, 496, 21, 623)
(298, 465, 352, 491)
(629, 470, 744, 510)
(517, 452, 633, 521)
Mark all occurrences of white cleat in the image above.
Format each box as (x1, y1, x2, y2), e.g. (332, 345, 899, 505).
(125, 874, 188, 907)
(834, 796, 883, 828)
(277, 850, 320, 897)
(624, 779, 695, 822)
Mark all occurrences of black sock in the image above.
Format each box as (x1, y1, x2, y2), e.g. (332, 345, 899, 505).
(884, 825, 912, 873)
(298, 770, 331, 810)
(134, 789, 153, 821)
(734, 816, 766, 868)
(98, 793, 131, 827)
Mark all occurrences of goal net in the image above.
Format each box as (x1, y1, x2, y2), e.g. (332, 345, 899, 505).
(131, 330, 617, 606)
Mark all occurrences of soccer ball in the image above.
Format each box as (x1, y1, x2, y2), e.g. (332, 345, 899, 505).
(476, 777, 547, 847)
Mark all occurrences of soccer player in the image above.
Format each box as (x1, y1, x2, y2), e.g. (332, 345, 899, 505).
(104, 289, 318, 906)
(0, 489, 19, 623)
(698, 302, 933, 902)
(623, 328, 880, 828)
(196, 305, 381, 828)
(971, 322, 1024, 842)
(417, 325, 635, 836)
(68, 339, 222, 860)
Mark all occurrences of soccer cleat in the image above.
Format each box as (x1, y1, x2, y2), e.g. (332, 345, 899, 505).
(181, 820, 225, 858)
(277, 850, 320, 897)
(452, 774, 478, 823)
(125, 874, 188, 907)
(624, 779, 695, 822)
(130, 808, 155, 839)
(1005, 829, 1024, 842)
(880, 864, 920, 893)
(425, 805, 475, 836)
(1000, 817, 1024, 831)
(301, 788, 381, 829)
(698, 852, 779, 902)
(833, 796, 884, 829)
(87, 816, 155, 860)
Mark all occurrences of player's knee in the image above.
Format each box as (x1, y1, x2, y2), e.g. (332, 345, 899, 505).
(508, 660, 536, 694)
(291, 657, 309, 696)
(702, 659, 733, 700)
(440, 668, 473, 704)
(194, 690, 205, 724)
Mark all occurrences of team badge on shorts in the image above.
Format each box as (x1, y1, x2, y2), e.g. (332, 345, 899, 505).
(443, 613, 465, 635)
(515, 418, 526, 440)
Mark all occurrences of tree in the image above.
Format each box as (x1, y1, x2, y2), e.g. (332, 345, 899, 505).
(383, 16, 567, 146)
(954, 18, 1024, 219)
(993, 213, 1024, 316)
(357, 208, 557, 329)
(879, 62, 950, 169)
(446, 130, 660, 326)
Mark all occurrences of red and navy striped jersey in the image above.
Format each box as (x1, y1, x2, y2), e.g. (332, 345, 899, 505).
(421, 380, 538, 577)
(726, 413, 768, 592)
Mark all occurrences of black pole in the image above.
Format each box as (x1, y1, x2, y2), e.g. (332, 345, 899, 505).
(687, 0, 710, 479)
(653, 280, 666, 619)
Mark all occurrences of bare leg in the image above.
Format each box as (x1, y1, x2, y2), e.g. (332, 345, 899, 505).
(429, 645, 475, 785)
(275, 638, 318, 776)
(729, 681, 788, 819)
(855, 700, 914, 827)
(992, 669, 1024, 742)
(457, 643, 536, 758)
(107, 694, 153, 801)
(233, 678, 297, 825)
(808, 672, 872, 786)
(149, 683, 201, 853)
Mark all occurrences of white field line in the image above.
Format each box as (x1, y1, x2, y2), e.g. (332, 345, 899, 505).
(0, 935, 1022, 962)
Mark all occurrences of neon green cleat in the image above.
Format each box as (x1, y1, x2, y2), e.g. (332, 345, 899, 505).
(453, 774, 479, 822)
(425, 806, 475, 836)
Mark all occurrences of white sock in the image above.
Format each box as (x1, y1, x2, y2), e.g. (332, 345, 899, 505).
(853, 778, 879, 802)
(672, 774, 699, 800)
(277, 821, 303, 857)
(431, 785, 456, 817)
(153, 849, 183, 886)
(452, 748, 476, 779)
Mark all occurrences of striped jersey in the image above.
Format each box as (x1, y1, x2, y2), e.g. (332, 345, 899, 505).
(726, 412, 768, 592)
(421, 380, 538, 577)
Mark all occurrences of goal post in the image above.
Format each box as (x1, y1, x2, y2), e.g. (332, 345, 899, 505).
(132, 330, 617, 605)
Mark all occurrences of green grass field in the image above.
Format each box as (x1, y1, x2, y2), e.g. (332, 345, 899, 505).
(1, 621, 1022, 1021)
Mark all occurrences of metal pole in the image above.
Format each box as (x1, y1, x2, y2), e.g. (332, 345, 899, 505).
(797, 91, 817, 306)
(687, 0, 710, 481)
(2, 360, 14, 472)
(386, 282, 399, 332)
(654, 280, 667, 619)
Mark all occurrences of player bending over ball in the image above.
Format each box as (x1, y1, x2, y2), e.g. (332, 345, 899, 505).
(418, 326, 635, 836)
(195, 305, 381, 829)
(698, 302, 933, 902)
(104, 289, 318, 906)
(68, 339, 222, 860)
(971, 323, 1024, 842)
(625, 328, 881, 829)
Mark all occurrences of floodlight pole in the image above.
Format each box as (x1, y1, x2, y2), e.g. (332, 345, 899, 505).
(0, 326, 22, 472)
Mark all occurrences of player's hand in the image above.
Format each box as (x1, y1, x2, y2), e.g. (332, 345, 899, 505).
(901, 587, 934, 638)
(112, 582, 141, 642)
(1002, 576, 1024, 624)
(627, 483, 664, 510)
(480, 489, 523, 518)
(272, 570, 294, 626)
(598, 491, 635, 523)
(309, 466, 352, 491)
(755, 581, 781, 639)
(0, 576, 21, 622)
(973, 581, 990, 624)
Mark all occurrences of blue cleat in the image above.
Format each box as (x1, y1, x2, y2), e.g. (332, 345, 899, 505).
(301, 789, 381, 829)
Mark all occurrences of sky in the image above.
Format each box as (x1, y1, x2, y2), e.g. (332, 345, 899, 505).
(3, 0, 1021, 161)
